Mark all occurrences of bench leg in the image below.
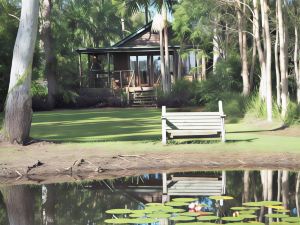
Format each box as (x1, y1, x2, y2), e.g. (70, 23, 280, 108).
(162, 131, 167, 145)
(221, 131, 226, 142)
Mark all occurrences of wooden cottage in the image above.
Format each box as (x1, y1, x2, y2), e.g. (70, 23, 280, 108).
(76, 22, 197, 105)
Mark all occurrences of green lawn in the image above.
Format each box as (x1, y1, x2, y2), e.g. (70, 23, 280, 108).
(1, 108, 300, 153)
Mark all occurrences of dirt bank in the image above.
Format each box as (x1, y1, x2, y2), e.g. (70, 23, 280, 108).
(1, 139, 300, 186)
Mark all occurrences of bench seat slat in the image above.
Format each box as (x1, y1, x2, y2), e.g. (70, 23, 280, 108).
(167, 126, 222, 130)
(167, 119, 221, 123)
(165, 112, 221, 116)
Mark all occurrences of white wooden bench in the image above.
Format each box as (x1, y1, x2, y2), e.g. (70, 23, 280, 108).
(161, 101, 226, 144)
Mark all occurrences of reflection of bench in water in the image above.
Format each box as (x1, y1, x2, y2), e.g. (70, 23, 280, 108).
(162, 173, 226, 201)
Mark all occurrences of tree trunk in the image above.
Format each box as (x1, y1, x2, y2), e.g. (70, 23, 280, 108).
(249, 20, 257, 90)
(213, 17, 220, 74)
(278, 0, 288, 118)
(41, 0, 57, 109)
(294, 24, 300, 104)
(162, 2, 170, 93)
(275, 14, 281, 107)
(201, 54, 206, 81)
(2, 0, 39, 144)
(236, 0, 250, 96)
(296, 172, 300, 217)
(262, 0, 273, 122)
(159, 30, 166, 93)
(253, 0, 266, 100)
(1, 186, 35, 225)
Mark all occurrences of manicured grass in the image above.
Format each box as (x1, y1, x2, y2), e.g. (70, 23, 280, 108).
(1, 108, 300, 153)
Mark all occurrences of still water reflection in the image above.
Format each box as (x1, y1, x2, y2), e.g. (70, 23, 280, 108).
(0, 170, 299, 225)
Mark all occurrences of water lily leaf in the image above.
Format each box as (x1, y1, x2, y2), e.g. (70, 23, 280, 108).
(145, 205, 173, 212)
(266, 205, 285, 210)
(170, 216, 196, 221)
(221, 216, 244, 222)
(106, 209, 132, 214)
(247, 222, 265, 225)
(239, 214, 258, 219)
(243, 201, 282, 207)
(265, 214, 290, 219)
(247, 207, 261, 210)
(104, 218, 133, 224)
(147, 213, 171, 219)
(275, 209, 290, 213)
(239, 210, 256, 214)
(130, 218, 158, 224)
(282, 217, 300, 223)
(181, 212, 200, 217)
(173, 198, 198, 202)
(167, 208, 185, 213)
(145, 203, 164, 206)
(131, 209, 153, 214)
(176, 223, 217, 225)
(209, 196, 234, 200)
(198, 211, 214, 215)
(231, 207, 250, 211)
(165, 201, 189, 207)
(128, 214, 145, 218)
(197, 216, 220, 221)
(270, 223, 295, 225)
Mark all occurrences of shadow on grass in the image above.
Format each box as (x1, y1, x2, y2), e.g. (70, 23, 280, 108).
(227, 125, 287, 134)
(169, 138, 258, 145)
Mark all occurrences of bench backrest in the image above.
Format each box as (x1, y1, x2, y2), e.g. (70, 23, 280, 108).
(162, 101, 225, 131)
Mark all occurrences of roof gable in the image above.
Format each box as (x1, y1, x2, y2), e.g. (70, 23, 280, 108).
(113, 21, 160, 47)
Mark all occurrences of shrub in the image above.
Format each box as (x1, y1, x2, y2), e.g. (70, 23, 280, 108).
(284, 102, 300, 125)
(157, 79, 201, 107)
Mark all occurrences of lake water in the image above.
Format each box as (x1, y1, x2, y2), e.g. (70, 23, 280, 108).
(0, 170, 299, 225)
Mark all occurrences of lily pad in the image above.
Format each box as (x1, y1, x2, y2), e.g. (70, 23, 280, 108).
(265, 214, 290, 219)
(128, 214, 145, 218)
(173, 198, 198, 202)
(181, 212, 200, 217)
(267, 205, 285, 210)
(270, 223, 294, 225)
(170, 216, 196, 221)
(221, 216, 244, 222)
(130, 218, 158, 224)
(147, 213, 171, 219)
(167, 208, 185, 213)
(243, 201, 282, 207)
(282, 217, 300, 223)
(106, 209, 132, 214)
(197, 216, 219, 221)
(131, 209, 153, 214)
(145, 205, 173, 212)
(165, 201, 189, 207)
(176, 223, 217, 225)
(209, 196, 234, 200)
(275, 209, 290, 213)
(247, 222, 264, 225)
(104, 218, 133, 224)
(239, 214, 258, 219)
(231, 207, 250, 211)
(239, 210, 256, 214)
(145, 203, 164, 206)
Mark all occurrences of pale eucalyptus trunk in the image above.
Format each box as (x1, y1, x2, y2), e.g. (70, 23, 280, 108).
(213, 17, 220, 74)
(294, 25, 300, 104)
(253, 0, 266, 100)
(249, 20, 257, 90)
(162, 3, 170, 93)
(41, 0, 57, 109)
(201, 54, 206, 80)
(2, 0, 39, 144)
(159, 30, 166, 93)
(296, 172, 300, 216)
(262, 0, 273, 122)
(236, 0, 250, 96)
(275, 15, 281, 107)
(278, 0, 288, 118)
(277, 170, 282, 201)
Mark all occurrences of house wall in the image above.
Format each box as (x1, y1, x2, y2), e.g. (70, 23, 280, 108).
(124, 32, 160, 47)
(113, 53, 129, 71)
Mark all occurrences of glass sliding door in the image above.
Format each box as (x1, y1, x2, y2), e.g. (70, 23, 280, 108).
(138, 56, 148, 86)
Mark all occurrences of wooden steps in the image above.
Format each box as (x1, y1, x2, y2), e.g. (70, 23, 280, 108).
(130, 89, 157, 107)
